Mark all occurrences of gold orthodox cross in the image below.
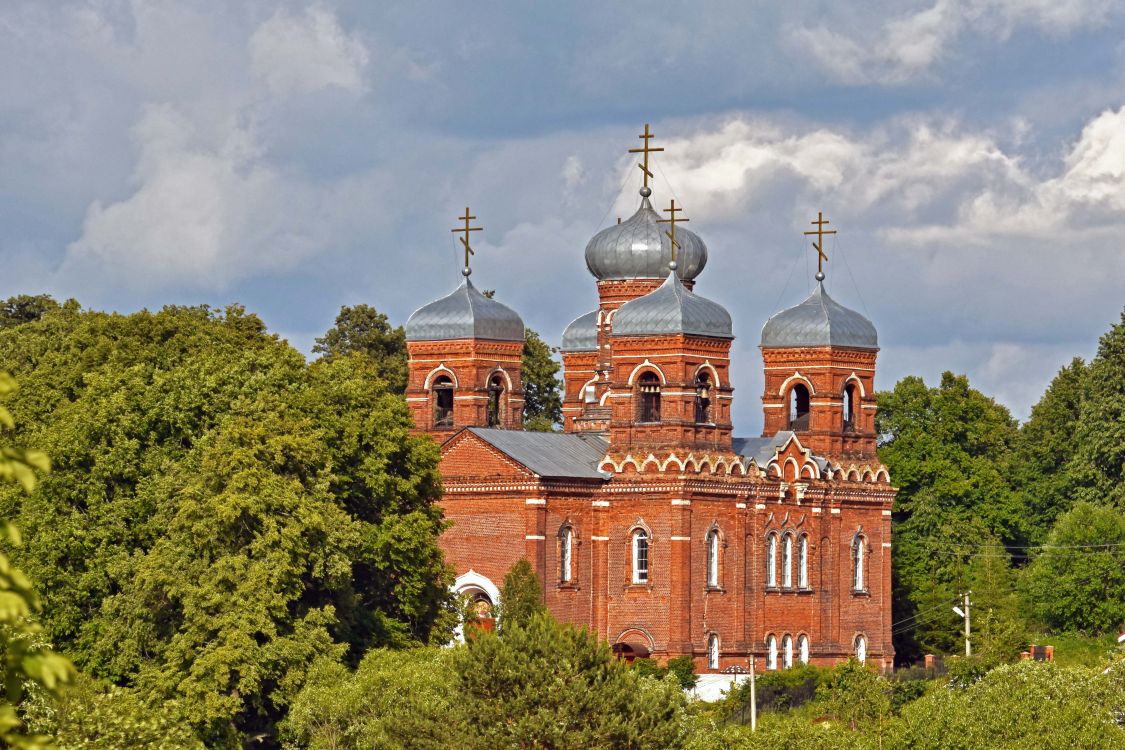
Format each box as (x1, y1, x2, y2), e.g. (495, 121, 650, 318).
(657, 199, 688, 265)
(803, 211, 836, 278)
(628, 123, 664, 190)
(451, 207, 483, 274)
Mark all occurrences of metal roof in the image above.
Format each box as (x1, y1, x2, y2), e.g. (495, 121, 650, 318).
(761, 282, 877, 349)
(734, 431, 828, 476)
(584, 195, 707, 281)
(611, 272, 733, 339)
(467, 428, 610, 479)
(405, 277, 525, 342)
(560, 309, 599, 352)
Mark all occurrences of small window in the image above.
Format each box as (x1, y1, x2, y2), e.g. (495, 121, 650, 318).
(766, 634, 778, 670)
(706, 529, 720, 588)
(487, 374, 505, 427)
(852, 534, 866, 592)
(782, 533, 793, 589)
(694, 372, 712, 423)
(559, 527, 574, 584)
(707, 633, 719, 670)
(843, 383, 857, 433)
(782, 634, 793, 669)
(788, 383, 810, 431)
(766, 533, 778, 587)
(798, 634, 810, 664)
(583, 383, 597, 403)
(798, 535, 809, 589)
(432, 376, 454, 427)
(632, 529, 649, 584)
(854, 634, 867, 664)
(638, 372, 661, 423)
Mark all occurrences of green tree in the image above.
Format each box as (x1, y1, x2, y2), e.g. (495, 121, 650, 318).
(1011, 358, 1087, 541)
(818, 659, 892, 733)
(521, 329, 563, 431)
(1022, 502, 1125, 634)
(1066, 309, 1125, 510)
(0, 372, 75, 750)
(313, 304, 408, 393)
(0, 295, 60, 329)
(452, 612, 686, 749)
(497, 559, 546, 633)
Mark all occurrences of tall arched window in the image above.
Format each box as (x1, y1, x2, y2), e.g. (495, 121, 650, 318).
(766, 533, 778, 587)
(854, 634, 867, 664)
(788, 383, 810, 430)
(707, 633, 719, 670)
(842, 382, 857, 432)
(852, 534, 866, 592)
(781, 533, 794, 588)
(694, 372, 712, 423)
(432, 376, 454, 427)
(638, 372, 661, 423)
(798, 634, 810, 664)
(798, 534, 809, 589)
(782, 634, 793, 669)
(706, 528, 720, 588)
(486, 374, 505, 427)
(766, 634, 778, 670)
(632, 529, 649, 584)
(559, 526, 574, 584)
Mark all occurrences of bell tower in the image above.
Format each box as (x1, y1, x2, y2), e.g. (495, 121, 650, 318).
(405, 209, 526, 437)
(759, 214, 878, 460)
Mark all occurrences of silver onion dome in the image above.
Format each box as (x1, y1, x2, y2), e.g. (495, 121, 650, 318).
(560, 309, 599, 352)
(405, 277, 525, 342)
(584, 196, 708, 281)
(612, 272, 733, 339)
(761, 282, 877, 349)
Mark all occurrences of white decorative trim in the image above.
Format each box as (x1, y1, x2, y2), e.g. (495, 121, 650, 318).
(778, 371, 816, 396)
(762, 404, 785, 409)
(845, 372, 867, 398)
(670, 536, 692, 541)
(424, 364, 459, 389)
(627, 359, 667, 386)
(592, 500, 611, 507)
(881, 510, 892, 516)
(754, 503, 767, 510)
(736, 502, 747, 509)
(671, 499, 692, 506)
(526, 498, 546, 505)
(830, 508, 841, 514)
(525, 534, 546, 540)
(882, 543, 892, 548)
(811, 507, 823, 514)
(454, 569, 500, 604)
(591, 535, 610, 541)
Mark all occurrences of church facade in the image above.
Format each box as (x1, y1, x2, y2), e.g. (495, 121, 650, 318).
(403, 131, 896, 674)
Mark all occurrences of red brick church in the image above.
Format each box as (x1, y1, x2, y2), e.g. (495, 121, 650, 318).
(404, 130, 896, 674)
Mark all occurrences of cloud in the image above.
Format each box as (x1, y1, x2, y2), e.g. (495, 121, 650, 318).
(789, 0, 1118, 85)
(249, 4, 369, 96)
(60, 104, 326, 290)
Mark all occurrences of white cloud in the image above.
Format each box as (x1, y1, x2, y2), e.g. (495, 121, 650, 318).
(790, 0, 1118, 85)
(61, 105, 326, 290)
(249, 4, 369, 96)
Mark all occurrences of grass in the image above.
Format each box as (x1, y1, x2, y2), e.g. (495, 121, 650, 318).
(1026, 631, 1120, 667)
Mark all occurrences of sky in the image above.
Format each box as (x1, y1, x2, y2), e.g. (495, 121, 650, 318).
(2, 0, 1124, 435)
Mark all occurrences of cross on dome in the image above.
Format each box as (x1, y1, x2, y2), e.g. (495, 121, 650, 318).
(451, 207, 483, 277)
(628, 123, 664, 195)
(656, 199, 689, 269)
(803, 211, 836, 282)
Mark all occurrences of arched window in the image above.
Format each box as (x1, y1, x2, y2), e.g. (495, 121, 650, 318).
(432, 376, 454, 428)
(638, 372, 661, 423)
(854, 634, 867, 664)
(852, 534, 866, 592)
(707, 633, 719, 670)
(706, 528, 720, 588)
(766, 634, 778, 670)
(782, 634, 793, 669)
(486, 374, 505, 427)
(843, 382, 857, 432)
(781, 533, 793, 588)
(583, 383, 597, 403)
(798, 634, 810, 664)
(694, 372, 712, 423)
(766, 533, 778, 587)
(788, 383, 810, 430)
(798, 534, 809, 589)
(632, 529, 649, 584)
(559, 526, 574, 584)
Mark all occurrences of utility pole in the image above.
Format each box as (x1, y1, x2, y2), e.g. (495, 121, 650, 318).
(749, 655, 758, 731)
(953, 591, 972, 657)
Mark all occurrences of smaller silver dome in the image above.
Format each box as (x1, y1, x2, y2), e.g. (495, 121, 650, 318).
(560, 309, 598, 352)
(612, 272, 733, 339)
(405, 277, 524, 342)
(761, 282, 877, 349)
(584, 196, 707, 281)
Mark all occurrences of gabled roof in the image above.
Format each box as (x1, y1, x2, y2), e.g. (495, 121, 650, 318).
(733, 432, 796, 466)
(465, 428, 610, 480)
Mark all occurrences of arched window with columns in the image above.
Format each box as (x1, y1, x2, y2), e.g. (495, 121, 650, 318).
(782, 533, 794, 588)
(766, 533, 778, 587)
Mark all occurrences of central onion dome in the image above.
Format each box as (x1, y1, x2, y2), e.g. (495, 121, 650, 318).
(584, 194, 708, 281)
(612, 271, 733, 339)
(405, 277, 524, 342)
(761, 282, 877, 349)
